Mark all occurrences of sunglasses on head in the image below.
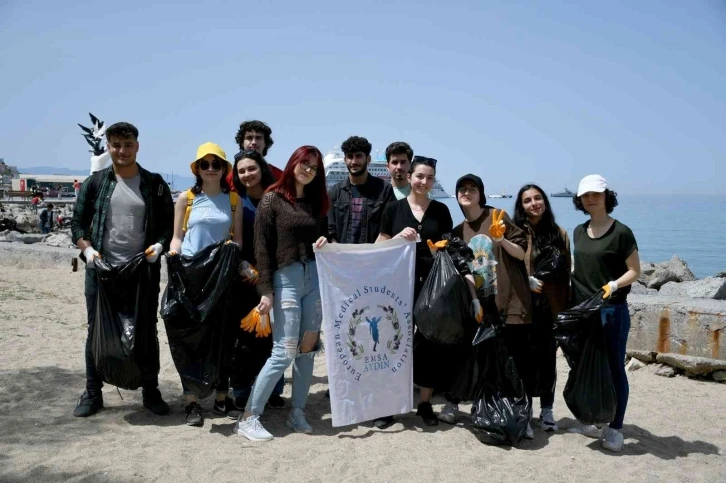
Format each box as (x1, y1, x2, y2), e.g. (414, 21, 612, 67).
(412, 156, 437, 169)
(198, 159, 223, 171)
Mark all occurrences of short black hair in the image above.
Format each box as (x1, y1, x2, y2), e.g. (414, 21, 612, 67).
(341, 136, 372, 156)
(385, 141, 413, 163)
(105, 122, 139, 140)
(235, 120, 274, 156)
(573, 189, 619, 214)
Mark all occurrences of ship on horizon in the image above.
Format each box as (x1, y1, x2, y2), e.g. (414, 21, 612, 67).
(551, 187, 575, 198)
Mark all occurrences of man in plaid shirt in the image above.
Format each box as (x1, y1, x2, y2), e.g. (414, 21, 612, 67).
(71, 122, 174, 418)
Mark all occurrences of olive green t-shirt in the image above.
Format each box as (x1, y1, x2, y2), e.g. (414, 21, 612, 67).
(572, 219, 638, 305)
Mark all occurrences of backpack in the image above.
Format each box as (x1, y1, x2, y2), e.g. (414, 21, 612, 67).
(182, 190, 239, 237)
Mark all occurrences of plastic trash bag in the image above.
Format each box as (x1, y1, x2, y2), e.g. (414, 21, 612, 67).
(161, 241, 240, 399)
(470, 320, 531, 446)
(554, 292, 617, 425)
(90, 253, 159, 390)
(413, 250, 471, 345)
(533, 245, 565, 282)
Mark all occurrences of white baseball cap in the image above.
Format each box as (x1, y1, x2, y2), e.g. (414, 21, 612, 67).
(577, 174, 609, 197)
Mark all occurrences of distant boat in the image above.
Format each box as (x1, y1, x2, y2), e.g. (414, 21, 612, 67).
(488, 188, 512, 199)
(551, 187, 574, 198)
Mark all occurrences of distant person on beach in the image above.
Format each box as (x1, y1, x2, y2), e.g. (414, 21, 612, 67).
(385, 141, 413, 200)
(228, 149, 286, 417)
(167, 142, 243, 427)
(70, 121, 174, 418)
(327, 135, 394, 429)
(452, 174, 534, 437)
(234, 145, 329, 442)
(73, 179, 81, 198)
(568, 174, 641, 452)
(30, 195, 40, 214)
(38, 203, 54, 234)
(514, 183, 571, 433)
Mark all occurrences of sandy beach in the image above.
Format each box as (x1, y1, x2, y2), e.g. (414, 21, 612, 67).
(0, 264, 724, 483)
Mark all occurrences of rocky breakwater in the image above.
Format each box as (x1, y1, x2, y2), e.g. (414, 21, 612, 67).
(626, 256, 725, 381)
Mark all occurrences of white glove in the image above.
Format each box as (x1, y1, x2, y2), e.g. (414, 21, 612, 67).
(471, 299, 483, 323)
(83, 246, 100, 268)
(602, 281, 619, 299)
(145, 243, 163, 263)
(529, 276, 543, 293)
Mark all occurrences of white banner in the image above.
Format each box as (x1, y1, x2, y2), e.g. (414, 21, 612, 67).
(315, 239, 416, 427)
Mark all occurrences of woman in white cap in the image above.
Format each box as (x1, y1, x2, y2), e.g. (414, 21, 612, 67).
(570, 174, 640, 452)
(168, 142, 243, 427)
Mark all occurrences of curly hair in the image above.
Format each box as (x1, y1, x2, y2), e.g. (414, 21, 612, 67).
(105, 122, 139, 140)
(234, 120, 274, 156)
(232, 150, 276, 197)
(341, 136, 372, 156)
(191, 158, 231, 194)
(572, 189, 619, 214)
(385, 141, 413, 163)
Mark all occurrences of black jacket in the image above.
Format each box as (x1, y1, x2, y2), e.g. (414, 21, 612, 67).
(327, 175, 395, 244)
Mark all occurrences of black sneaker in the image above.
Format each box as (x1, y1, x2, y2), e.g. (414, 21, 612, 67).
(73, 391, 103, 418)
(373, 415, 395, 429)
(185, 402, 204, 426)
(416, 402, 438, 426)
(266, 393, 286, 410)
(142, 388, 170, 416)
(212, 397, 241, 419)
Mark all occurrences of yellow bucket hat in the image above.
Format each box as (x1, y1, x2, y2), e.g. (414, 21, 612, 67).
(190, 142, 232, 176)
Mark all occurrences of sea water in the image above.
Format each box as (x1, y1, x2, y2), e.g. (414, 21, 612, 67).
(440, 195, 726, 279)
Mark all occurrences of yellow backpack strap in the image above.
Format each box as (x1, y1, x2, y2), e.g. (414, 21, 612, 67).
(182, 190, 195, 232)
(229, 191, 239, 237)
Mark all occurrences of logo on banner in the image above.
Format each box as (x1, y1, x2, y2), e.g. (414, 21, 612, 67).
(333, 284, 412, 382)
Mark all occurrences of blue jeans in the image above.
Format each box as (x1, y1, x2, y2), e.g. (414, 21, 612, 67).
(246, 261, 322, 416)
(601, 303, 630, 430)
(233, 377, 284, 399)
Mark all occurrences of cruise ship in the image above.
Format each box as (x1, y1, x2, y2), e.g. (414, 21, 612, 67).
(323, 149, 450, 198)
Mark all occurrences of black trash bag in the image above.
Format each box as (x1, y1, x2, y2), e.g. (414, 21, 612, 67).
(470, 320, 531, 446)
(554, 292, 617, 425)
(91, 253, 159, 390)
(161, 241, 240, 399)
(533, 245, 565, 282)
(413, 249, 472, 345)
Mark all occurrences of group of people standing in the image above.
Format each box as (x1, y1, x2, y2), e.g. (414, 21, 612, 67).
(70, 120, 640, 453)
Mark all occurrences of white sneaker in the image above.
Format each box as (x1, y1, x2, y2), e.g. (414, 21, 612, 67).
(524, 423, 534, 440)
(437, 403, 459, 424)
(233, 415, 273, 442)
(602, 427, 624, 452)
(286, 408, 313, 434)
(539, 409, 559, 432)
(568, 424, 602, 439)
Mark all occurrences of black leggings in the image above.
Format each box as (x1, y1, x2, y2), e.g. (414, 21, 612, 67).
(502, 324, 535, 410)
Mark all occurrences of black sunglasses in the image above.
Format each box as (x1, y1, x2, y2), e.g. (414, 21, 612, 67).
(234, 149, 260, 162)
(198, 159, 223, 171)
(411, 156, 437, 169)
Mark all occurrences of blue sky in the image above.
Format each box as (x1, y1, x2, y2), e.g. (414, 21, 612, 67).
(1, 0, 724, 194)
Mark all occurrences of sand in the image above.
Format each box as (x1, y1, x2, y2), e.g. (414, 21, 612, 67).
(0, 265, 724, 483)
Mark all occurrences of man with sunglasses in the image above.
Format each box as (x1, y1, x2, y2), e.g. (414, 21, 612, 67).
(71, 122, 174, 418)
(327, 136, 394, 245)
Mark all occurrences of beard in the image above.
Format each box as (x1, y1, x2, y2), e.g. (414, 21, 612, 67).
(347, 165, 367, 177)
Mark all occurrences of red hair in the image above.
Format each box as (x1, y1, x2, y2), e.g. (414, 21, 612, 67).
(266, 145, 329, 217)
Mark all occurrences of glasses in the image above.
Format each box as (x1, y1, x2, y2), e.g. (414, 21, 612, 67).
(198, 159, 222, 171)
(301, 161, 319, 174)
(457, 187, 479, 195)
(411, 156, 437, 169)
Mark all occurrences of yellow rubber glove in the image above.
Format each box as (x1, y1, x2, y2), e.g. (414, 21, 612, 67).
(426, 239, 449, 250)
(240, 308, 258, 333)
(489, 209, 506, 242)
(255, 313, 271, 338)
(602, 281, 618, 299)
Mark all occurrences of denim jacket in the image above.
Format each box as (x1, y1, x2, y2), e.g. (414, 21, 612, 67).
(327, 175, 395, 244)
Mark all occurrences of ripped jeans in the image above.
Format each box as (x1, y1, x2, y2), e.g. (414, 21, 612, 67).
(246, 261, 322, 416)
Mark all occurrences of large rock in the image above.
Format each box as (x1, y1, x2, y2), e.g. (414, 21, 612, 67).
(644, 256, 696, 289)
(13, 213, 37, 232)
(655, 353, 726, 375)
(655, 364, 676, 378)
(659, 278, 726, 300)
(628, 294, 726, 361)
(626, 358, 646, 372)
(640, 261, 656, 277)
(44, 233, 75, 248)
(716, 271, 726, 278)
(0, 231, 47, 244)
(626, 349, 657, 363)
(713, 370, 726, 382)
(631, 282, 658, 295)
